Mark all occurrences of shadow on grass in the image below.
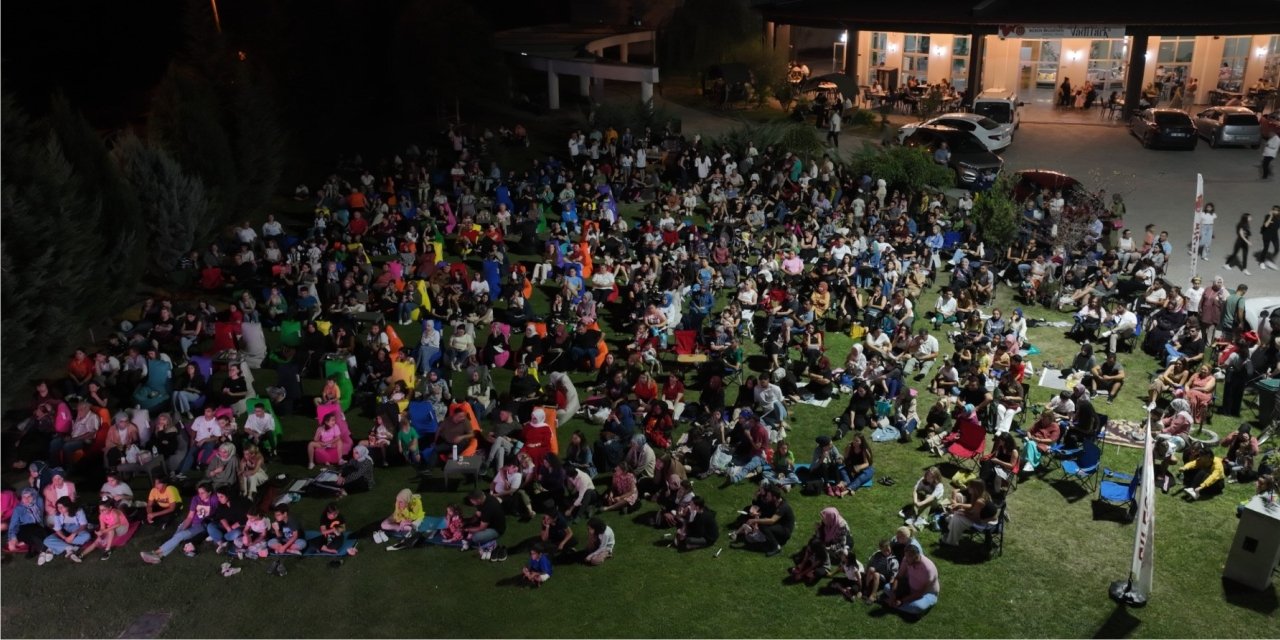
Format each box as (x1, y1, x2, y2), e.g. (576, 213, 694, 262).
(1048, 478, 1094, 503)
(930, 541, 999, 566)
(1090, 603, 1142, 639)
(1221, 576, 1280, 615)
(1089, 500, 1136, 524)
(494, 575, 527, 588)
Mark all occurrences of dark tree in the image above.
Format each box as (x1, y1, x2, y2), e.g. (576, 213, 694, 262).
(113, 133, 210, 278)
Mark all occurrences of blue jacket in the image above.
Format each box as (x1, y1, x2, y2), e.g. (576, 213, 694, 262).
(7, 489, 44, 540)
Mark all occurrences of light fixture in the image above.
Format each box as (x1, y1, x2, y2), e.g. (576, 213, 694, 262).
(1067, 50, 1082, 61)
(840, 31, 848, 43)
(933, 45, 946, 56)
(1258, 46, 1269, 58)
(887, 42, 898, 53)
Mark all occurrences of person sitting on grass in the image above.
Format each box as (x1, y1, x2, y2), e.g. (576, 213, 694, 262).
(858, 538, 901, 604)
(141, 483, 218, 565)
(465, 489, 508, 561)
(1087, 352, 1126, 404)
(788, 507, 852, 585)
(600, 463, 638, 514)
(234, 511, 271, 559)
(674, 496, 718, 551)
(39, 497, 90, 565)
(144, 476, 182, 527)
(537, 512, 576, 562)
(206, 487, 248, 555)
(1181, 445, 1226, 501)
(317, 502, 347, 554)
(521, 543, 553, 588)
(379, 489, 425, 541)
(900, 466, 945, 529)
(583, 517, 615, 566)
(880, 544, 940, 618)
(315, 445, 376, 498)
(74, 496, 129, 561)
(266, 503, 306, 555)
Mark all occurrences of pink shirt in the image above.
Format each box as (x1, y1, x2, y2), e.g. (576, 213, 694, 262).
(899, 555, 940, 597)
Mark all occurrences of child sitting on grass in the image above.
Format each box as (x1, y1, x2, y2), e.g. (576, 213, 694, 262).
(860, 539, 901, 604)
(440, 504, 465, 547)
(317, 503, 346, 554)
(236, 512, 270, 559)
(521, 543, 553, 588)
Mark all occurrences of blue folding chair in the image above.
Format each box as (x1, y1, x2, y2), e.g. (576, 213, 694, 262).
(1060, 439, 1103, 491)
(1096, 465, 1141, 522)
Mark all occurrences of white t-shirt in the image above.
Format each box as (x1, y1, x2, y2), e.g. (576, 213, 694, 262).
(191, 416, 222, 442)
(865, 332, 891, 354)
(244, 413, 275, 437)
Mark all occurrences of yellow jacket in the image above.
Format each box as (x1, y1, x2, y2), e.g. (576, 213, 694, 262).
(1181, 455, 1225, 490)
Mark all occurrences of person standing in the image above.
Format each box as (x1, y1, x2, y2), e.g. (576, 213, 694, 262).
(1262, 132, 1279, 180)
(827, 110, 842, 148)
(1257, 205, 1280, 269)
(1224, 212, 1252, 275)
(1189, 201, 1216, 260)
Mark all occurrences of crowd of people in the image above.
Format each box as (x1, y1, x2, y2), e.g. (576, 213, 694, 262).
(4, 109, 1278, 619)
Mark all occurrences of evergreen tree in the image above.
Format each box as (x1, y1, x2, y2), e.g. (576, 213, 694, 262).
(0, 96, 104, 407)
(46, 94, 144, 313)
(228, 65, 285, 219)
(147, 61, 235, 231)
(113, 133, 209, 278)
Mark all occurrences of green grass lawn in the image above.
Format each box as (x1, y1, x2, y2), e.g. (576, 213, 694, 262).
(3, 216, 1278, 638)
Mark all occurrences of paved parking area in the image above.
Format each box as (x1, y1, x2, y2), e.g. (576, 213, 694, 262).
(998, 117, 1278, 293)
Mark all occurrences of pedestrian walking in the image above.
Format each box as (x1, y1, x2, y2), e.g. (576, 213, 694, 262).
(827, 111, 842, 148)
(1224, 212, 1253, 276)
(1262, 131, 1278, 180)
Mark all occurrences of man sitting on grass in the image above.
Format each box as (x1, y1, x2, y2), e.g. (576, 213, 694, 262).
(880, 544, 939, 618)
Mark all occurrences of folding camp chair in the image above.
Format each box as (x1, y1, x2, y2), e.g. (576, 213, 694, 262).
(964, 502, 1008, 558)
(942, 419, 986, 471)
(1059, 439, 1103, 491)
(408, 401, 438, 438)
(1096, 465, 1141, 522)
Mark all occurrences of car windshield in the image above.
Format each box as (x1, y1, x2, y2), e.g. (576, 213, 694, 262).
(974, 102, 1011, 123)
(944, 132, 989, 154)
(1154, 112, 1191, 127)
(1224, 114, 1259, 126)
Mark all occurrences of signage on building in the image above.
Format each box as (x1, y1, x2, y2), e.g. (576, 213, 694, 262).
(997, 24, 1126, 39)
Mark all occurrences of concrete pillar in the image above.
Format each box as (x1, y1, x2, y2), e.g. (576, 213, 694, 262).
(547, 70, 560, 110)
(640, 81, 653, 104)
(844, 28, 859, 84)
(619, 42, 629, 63)
(593, 77, 605, 99)
(579, 75, 591, 97)
(1123, 32, 1149, 120)
(764, 21, 776, 50)
(776, 24, 792, 60)
(967, 32, 986, 98)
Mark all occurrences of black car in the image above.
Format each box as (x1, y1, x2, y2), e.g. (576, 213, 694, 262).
(901, 124, 1004, 190)
(1128, 108, 1199, 150)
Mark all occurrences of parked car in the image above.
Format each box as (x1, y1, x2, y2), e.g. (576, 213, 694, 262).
(1129, 108, 1199, 150)
(901, 124, 1004, 190)
(896, 112, 1014, 151)
(1194, 106, 1262, 148)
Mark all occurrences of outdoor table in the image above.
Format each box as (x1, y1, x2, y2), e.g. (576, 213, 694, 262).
(442, 455, 483, 489)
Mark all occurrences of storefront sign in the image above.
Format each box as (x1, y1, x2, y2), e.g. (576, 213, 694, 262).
(997, 24, 1126, 39)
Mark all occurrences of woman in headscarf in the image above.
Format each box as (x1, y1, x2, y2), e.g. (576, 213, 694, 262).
(380, 489, 425, 537)
(7, 488, 47, 557)
(788, 507, 853, 585)
(1158, 398, 1195, 451)
(41, 469, 76, 526)
(205, 443, 240, 491)
(520, 408, 555, 467)
(316, 445, 376, 498)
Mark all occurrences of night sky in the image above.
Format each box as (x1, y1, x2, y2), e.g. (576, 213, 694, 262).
(1, 0, 565, 127)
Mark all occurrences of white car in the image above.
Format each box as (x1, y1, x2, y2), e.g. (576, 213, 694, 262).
(896, 113, 1014, 151)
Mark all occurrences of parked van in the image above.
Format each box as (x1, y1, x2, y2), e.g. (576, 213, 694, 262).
(973, 88, 1023, 131)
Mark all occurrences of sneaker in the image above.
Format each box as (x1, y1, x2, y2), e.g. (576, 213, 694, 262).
(1268, 261, 1277, 270)
(215, 542, 228, 555)
(100, 551, 112, 561)
(479, 548, 491, 561)
(460, 540, 469, 551)
(1022, 463, 1034, 473)
(1224, 263, 1233, 271)
(1185, 487, 1199, 500)
(490, 547, 509, 562)
(140, 551, 161, 565)
(1243, 269, 1253, 276)
(223, 567, 242, 577)
(1145, 401, 1157, 411)
(37, 551, 53, 566)
(1262, 264, 1271, 271)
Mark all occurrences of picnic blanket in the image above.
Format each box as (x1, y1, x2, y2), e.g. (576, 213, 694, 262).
(224, 531, 357, 557)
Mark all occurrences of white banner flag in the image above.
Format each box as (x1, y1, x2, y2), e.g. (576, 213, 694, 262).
(1189, 174, 1204, 279)
(1129, 417, 1156, 602)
